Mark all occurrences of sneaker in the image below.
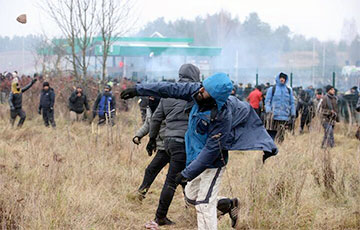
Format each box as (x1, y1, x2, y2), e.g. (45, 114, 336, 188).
(229, 198, 239, 228)
(154, 217, 175, 226)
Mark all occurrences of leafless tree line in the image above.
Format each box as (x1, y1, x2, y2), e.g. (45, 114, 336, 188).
(37, 0, 136, 82)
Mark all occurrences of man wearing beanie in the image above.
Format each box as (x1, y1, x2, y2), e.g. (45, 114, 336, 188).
(38, 82, 56, 128)
(92, 84, 116, 126)
(320, 85, 338, 148)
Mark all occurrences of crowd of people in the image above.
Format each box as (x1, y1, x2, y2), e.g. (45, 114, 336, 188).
(1, 67, 360, 230)
(232, 75, 360, 147)
(1, 71, 123, 128)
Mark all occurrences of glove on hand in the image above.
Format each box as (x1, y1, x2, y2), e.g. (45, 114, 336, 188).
(120, 88, 138, 100)
(146, 138, 157, 156)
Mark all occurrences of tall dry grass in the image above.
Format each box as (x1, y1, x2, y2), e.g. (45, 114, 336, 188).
(0, 103, 359, 230)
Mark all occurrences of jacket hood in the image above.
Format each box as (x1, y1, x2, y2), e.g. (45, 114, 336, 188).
(275, 72, 288, 85)
(202, 72, 233, 111)
(178, 64, 200, 83)
(11, 82, 20, 94)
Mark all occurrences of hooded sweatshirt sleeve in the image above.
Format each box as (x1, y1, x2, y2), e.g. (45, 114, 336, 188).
(181, 111, 232, 180)
(135, 108, 151, 138)
(21, 80, 35, 93)
(149, 99, 165, 139)
(136, 82, 201, 101)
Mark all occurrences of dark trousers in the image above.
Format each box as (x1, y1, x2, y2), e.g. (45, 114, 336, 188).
(254, 108, 261, 118)
(156, 138, 186, 219)
(273, 120, 287, 143)
(42, 108, 56, 127)
(300, 112, 312, 131)
(98, 112, 115, 126)
(10, 108, 26, 127)
(322, 122, 335, 148)
(138, 149, 170, 194)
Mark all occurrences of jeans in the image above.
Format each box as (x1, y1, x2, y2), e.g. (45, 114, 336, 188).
(42, 108, 56, 127)
(322, 122, 335, 148)
(138, 149, 170, 194)
(10, 108, 26, 127)
(155, 138, 186, 219)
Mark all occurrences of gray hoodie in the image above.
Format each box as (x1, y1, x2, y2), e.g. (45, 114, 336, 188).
(149, 64, 200, 139)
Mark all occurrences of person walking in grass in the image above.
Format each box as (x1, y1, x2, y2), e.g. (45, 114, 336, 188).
(92, 85, 116, 126)
(320, 85, 339, 148)
(132, 96, 167, 201)
(9, 76, 37, 127)
(38, 82, 56, 128)
(121, 72, 278, 230)
(68, 86, 90, 122)
(265, 72, 295, 143)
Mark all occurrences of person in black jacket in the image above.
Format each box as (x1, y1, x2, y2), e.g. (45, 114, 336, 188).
(38, 82, 56, 128)
(296, 90, 315, 134)
(92, 85, 116, 126)
(9, 77, 37, 127)
(68, 86, 90, 122)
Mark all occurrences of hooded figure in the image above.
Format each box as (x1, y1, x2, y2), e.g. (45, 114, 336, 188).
(141, 63, 201, 226)
(265, 73, 295, 121)
(265, 72, 295, 143)
(121, 72, 278, 229)
(8, 77, 37, 127)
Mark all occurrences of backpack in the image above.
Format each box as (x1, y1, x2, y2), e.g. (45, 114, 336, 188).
(271, 84, 291, 97)
(98, 94, 113, 116)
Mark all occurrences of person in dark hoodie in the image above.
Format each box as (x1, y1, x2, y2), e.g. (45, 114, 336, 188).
(121, 73, 278, 230)
(9, 77, 37, 127)
(38, 82, 56, 128)
(68, 86, 90, 122)
(146, 64, 204, 226)
(296, 90, 315, 134)
(93, 84, 116, 126)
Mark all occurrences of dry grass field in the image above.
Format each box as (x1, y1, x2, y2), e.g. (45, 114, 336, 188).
(0, 103, 359, 230)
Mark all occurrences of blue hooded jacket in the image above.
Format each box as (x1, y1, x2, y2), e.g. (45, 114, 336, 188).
(265, 73, 295, 121)
(136, 73, 278, 180)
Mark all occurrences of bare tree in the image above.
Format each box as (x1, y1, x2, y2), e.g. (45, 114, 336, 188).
(97, 0, 137, 82)
(42, 0, 97, 80)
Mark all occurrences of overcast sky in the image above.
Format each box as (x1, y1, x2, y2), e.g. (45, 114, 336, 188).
(0, 0, 359, 41)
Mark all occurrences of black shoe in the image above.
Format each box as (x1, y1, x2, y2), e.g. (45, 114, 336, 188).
(154, 217, 175, 226)
(229, 198, 239, 228)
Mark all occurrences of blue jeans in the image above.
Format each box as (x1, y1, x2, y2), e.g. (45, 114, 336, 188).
(322, 122, 334, 148)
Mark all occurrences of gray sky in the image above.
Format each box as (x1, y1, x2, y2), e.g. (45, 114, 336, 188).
(0, 0, 359, 41)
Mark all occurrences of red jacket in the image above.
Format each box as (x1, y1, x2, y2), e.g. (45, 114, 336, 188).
(247, 88, 262, 109)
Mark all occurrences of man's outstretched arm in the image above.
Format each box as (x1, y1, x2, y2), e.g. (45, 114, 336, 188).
(121, 82, 201, 101)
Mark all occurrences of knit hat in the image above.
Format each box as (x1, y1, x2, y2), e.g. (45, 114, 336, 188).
(105, 84, 112, 90)
(43, 82, 50, 87)
(325, 85, 334, 93)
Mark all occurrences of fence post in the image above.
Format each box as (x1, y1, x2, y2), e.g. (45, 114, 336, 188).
(290, 72, 293, 88)
(256, 70, 259, 86)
